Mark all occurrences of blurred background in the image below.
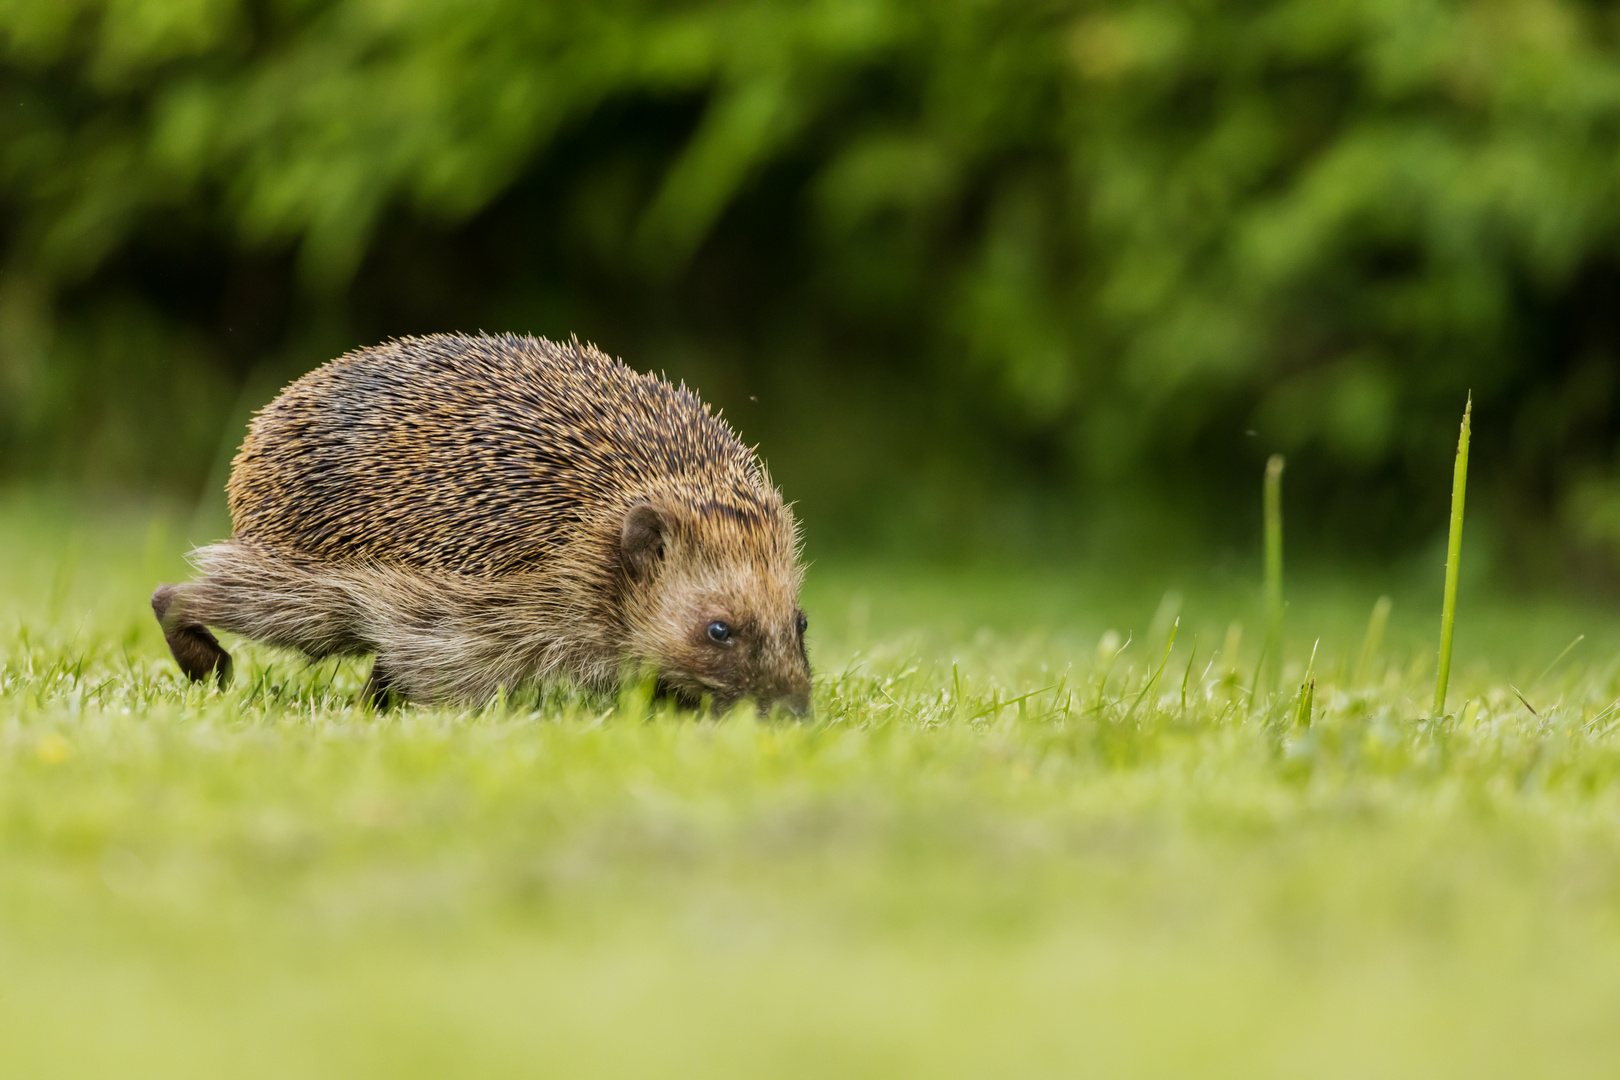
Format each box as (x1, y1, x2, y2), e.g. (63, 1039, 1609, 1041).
(3, 0, 1619, 581)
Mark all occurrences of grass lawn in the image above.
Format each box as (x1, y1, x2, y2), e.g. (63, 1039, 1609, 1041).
(5, 489, 1620, 1077)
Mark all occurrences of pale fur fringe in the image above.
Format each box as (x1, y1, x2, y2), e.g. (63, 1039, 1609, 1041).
(173, 540, 620, 705)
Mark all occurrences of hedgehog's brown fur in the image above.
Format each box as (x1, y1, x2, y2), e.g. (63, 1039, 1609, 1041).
(152, 333, 812, 712)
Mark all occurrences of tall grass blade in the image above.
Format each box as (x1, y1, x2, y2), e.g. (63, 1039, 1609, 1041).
(1433, 395, 1471, 717)
(1532, 634, 1584, 690)
(1126, 619, 1178, 724)
(1179, 640, 1198, 718)
(1263, 454, 1285, 691)
(1220, 622, 1242, 675)
(1354, 596, 1392, 685)
(1295, 677, 1316, 730)
(1293, 638, 1319, 728)
(1246, 639, 1269, 716)
(1150, 591, 1183, 646)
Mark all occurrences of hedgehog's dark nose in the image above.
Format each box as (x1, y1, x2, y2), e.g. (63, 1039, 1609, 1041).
(766, 684, 812, 720)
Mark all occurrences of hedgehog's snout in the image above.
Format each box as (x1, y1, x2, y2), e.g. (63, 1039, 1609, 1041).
(767, 683, 812, 720)
(747, 658, 812, 719)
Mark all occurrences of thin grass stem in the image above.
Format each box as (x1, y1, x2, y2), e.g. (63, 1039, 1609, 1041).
(1294, 638, 1319, 728)
(1354, 596, 1392, 685)
(1433, 395, 1471, 717)
(1264, 454, 1285, 691)
(1245, 639, 1268, 715)
(1179, 640, 1198, 718)
(1126, 618, 1178, 723)
(1532, 634, 1584, 690)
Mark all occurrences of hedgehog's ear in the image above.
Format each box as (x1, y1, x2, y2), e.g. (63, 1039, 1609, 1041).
(621, 502, 673, 579)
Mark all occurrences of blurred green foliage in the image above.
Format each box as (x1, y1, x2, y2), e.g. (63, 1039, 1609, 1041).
(4, 0, 1620, 563)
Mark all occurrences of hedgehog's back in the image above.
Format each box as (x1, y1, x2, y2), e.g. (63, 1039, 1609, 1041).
(227, 334, 770, 575)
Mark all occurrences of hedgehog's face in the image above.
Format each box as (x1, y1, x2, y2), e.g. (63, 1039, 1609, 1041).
(619, 502, 811, 716)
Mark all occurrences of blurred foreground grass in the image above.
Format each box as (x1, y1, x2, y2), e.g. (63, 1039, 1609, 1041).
(6, 490, 1620, 1077)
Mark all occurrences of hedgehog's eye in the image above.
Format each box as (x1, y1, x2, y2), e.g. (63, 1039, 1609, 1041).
(795, 612, 808, 635)
(706, 621, 732, 644)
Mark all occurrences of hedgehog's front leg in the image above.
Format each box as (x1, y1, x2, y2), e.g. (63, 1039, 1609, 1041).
(151, 583, 234, 688)
(362, 657, 401, 709)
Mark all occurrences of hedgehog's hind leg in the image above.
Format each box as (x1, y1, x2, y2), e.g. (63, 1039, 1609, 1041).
(161, 540, 370, 691)
(152, 583, 234, 688)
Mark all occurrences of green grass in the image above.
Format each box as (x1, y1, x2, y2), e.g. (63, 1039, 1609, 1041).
(8, 490, 1620, 1077)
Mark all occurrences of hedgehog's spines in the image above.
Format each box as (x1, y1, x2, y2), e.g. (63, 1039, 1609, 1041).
(227, 332, 789, 578)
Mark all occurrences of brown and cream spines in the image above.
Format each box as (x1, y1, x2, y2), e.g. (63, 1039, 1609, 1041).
(151, 333, 812, 713)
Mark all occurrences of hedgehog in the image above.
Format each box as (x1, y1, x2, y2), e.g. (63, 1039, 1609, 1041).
(150, 333, 812, 714)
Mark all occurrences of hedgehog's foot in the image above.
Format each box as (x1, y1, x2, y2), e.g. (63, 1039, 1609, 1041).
(362, 657, 401, 709)
(152, 584, 234, 689)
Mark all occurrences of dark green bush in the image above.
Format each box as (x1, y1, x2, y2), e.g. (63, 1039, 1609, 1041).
(3, 0, 1620, 564)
